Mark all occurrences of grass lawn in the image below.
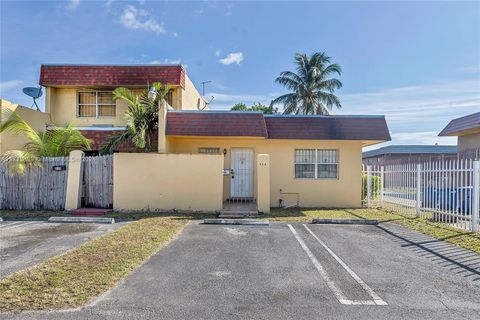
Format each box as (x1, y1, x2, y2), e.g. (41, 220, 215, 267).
(0, 216, 188, 311)
(262, 208, 480, 254)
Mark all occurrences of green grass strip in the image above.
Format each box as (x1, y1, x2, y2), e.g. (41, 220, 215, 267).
(0, 217, 187, 311)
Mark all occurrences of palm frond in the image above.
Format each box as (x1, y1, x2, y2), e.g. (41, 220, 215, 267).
(1, 150, 41, 175)
(113, 87, 138, 106)
(273, 52, 343, 115)
(100, 130, 131, 155)
(0, 110, 42, 145)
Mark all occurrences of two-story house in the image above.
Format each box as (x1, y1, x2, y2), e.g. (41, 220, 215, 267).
(38, 64, 204, 151)
(1, 64, 391, 209)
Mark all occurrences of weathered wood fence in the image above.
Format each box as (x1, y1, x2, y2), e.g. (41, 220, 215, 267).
(82, 155, 113, 208)
(0, 154, 114, 211)
(0, 157, 68, 210)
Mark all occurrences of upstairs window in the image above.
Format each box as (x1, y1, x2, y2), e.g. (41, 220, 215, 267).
(166, 91, 174, 107)
(295, 149, 339, 179)
(78, 91, 116, 117)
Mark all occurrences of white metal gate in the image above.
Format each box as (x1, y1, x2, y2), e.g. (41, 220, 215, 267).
(230, 149, 254, 199)
(362, 160, 480, 232)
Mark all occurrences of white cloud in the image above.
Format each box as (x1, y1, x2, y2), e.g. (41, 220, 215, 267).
(363, 132, 457, 152)
(0, 80, 23, 93)
(219, 52, 244, 65)
(65, 0, 80, 11)
(225, 3, 233, 16)
(120, 5, 167, 35)
(463, 64, 480, 73)
(336, 79, 480, 147)
(210, 81, 229, 91)
(149, 58, 181, 65)
(390, 132, 457, 145)
(104, 0, 115, 7)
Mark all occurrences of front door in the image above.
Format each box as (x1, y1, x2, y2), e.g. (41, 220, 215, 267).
(230, 149, 254, 199)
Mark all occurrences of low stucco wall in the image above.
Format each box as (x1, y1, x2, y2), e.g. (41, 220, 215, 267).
(168, 137, 363, 208)
(0, 99, 52, 154)
(113, 153, 223, 212)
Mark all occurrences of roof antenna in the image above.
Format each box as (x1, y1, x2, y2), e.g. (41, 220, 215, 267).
(22, 86, 43, 111)
(199, 80, 214, 110)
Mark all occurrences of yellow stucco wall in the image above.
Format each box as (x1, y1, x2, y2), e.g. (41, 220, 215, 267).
(0, 99, 52, 153)
(113, 153, 224, 212)
(167, 137, 363, 208)
(46, 81, 202, 127)
(458, 132, 480, 152)
(47, 87, 153, 127)
(180, 75, 204, 110)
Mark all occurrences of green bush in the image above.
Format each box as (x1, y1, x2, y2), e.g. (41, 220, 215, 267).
(362, 175, 382, 200)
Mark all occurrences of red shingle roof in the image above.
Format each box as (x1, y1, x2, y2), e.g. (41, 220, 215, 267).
(166, 111, 391, 141)
(39, 64, 185, 88)
(166, 112, 268, 137)
(265, 116, 391, 140)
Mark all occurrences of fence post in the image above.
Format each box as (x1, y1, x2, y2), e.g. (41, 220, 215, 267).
(65, 150, 84, 211)
(472, 160, 479, 233)
(366, 165, 371, 208)
(257, 154, 270, 213)
(380, 166, 384, 208)
(416, 163, 422, 218)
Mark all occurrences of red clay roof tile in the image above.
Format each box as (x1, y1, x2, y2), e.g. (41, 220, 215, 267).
(40, 65, 185, 88)
(166, 112, 267, 137)
(166, 112, 391, 141)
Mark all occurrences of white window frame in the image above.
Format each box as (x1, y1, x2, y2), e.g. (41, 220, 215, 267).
(77, 90, 116, 118)
(294, 149, 339, 180)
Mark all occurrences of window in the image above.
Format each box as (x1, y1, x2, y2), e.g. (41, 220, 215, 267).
(78, 91, 116, 117)
(295, 149, 338, 179)
(166, 90, 174, 107)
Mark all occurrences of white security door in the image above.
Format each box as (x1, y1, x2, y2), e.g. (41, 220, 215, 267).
(230, 149, 254, 198)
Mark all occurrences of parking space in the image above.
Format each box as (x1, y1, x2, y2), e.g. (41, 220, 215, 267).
(0, 220, 126, 279)
(3, 221, 480, 319)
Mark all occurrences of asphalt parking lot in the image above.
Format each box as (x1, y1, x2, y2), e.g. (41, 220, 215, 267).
(0, 220, 126, 279)
(3, 221, 480, 320)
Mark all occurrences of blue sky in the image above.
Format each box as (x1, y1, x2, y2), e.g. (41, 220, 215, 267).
(1, 0, 479, 149)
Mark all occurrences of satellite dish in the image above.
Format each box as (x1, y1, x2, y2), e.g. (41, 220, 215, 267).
(22, 86, 43, 111)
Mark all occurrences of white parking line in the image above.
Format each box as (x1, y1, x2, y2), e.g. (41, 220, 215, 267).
(287, 224, 387, 306)
(0, 221, 41, 230)
(303, 224, 387, 306)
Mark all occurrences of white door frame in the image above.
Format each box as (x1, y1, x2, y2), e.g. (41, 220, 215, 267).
(230, 148, 254, 198)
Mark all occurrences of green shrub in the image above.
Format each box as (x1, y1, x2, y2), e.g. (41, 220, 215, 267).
(362, 174, 382, 200)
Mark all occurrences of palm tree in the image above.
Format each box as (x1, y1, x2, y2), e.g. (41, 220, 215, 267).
(101, 82, 170, 154)
(271, 52, 343, 115)
(0, 111, 92, 174)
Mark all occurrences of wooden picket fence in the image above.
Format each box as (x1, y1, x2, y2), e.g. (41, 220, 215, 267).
(0, 155, 114, 211)
(0, 157, 68, 210)
(82, 155, 113, 208)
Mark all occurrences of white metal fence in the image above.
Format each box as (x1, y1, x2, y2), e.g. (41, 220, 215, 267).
(363, 159, 480, 233)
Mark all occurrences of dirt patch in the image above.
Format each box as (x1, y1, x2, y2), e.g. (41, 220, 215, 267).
(1, 224, 97, 258)
(21, 224, 95, 237)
